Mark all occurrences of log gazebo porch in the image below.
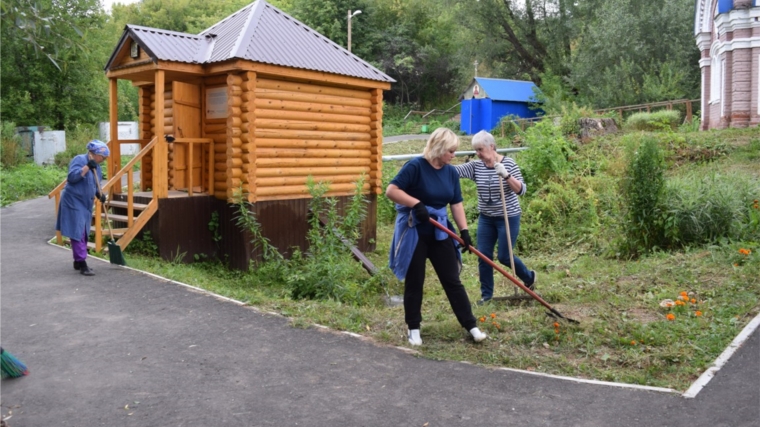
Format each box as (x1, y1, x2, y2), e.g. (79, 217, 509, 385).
(49, 0, 393, 269)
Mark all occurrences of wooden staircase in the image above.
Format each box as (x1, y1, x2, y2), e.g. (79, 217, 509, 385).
(49, 137, 158, 253)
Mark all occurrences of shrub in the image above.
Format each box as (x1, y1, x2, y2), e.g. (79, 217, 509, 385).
(53, 123, 99, 168)
(620, 135, 666, 253)
(1, 121, 29, 169)
(286, 176, 383, 305)
(378, 161, 401, 224)
(0, 162, 67, 206)
(520, 178, 601, 250)
(663, 172, 760, 245)
(518, 119, 574, 189)
(625, 110, 681, 132)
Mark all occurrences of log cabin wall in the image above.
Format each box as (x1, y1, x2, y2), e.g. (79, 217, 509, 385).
(204, 75, 228, 199)
(227, 73, 244, 199)
(138, 86, 154, 191)
(252, 76, 374, 201)
(163, 88, 175, 189)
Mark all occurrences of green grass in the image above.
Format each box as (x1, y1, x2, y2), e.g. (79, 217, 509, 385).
(0, 162, 67, 206)
(23, 123, 760, 392)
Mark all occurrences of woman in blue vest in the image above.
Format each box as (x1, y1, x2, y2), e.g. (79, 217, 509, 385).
(387, 127, 487, 346)
(56, 140, 109, 276)
(455, 130, 536, 304)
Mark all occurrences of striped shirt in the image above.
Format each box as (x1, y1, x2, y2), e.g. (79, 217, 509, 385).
(455, 157, 526, 217)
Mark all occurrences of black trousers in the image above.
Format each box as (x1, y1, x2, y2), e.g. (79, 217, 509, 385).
(404, 232, 477, 331)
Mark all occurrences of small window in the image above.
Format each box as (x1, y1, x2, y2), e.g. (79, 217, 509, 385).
(130, 41, 140, 58)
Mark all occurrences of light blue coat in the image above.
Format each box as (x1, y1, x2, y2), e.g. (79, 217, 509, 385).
(55, 154, 101, 241)
(388, 204, 461, 281)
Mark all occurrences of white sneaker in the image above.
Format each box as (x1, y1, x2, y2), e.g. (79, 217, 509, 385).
(469, 327, 487, 343)
(408, 329, 422, 346)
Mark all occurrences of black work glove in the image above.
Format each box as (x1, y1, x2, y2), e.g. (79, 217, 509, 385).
(87, 159, 98, 170)
(97, 193, 106, 204)
(460, 229, 473, 253)
(412, 202, 430, 223)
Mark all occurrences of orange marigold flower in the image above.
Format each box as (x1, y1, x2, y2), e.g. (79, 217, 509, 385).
(553, 322, 560, 328)
(479, 316, 486, 322)
(666, 313, 676, 321)
(691, 298, 696, 304)
(631, 340, 637, 345)
(696, 311, 703, 317)
(734, 263, 739, 267)
(490, 313, 496, 319)
(675, 300, 685, 306)
(739, 248, 751, 256)
(680, 291, 688, 297)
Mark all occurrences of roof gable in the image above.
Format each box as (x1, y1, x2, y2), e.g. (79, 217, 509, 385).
(463, 78, 540, 103)
(106, 0, 393, 83)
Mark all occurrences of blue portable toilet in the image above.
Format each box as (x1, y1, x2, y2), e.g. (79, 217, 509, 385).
(459, 77, 542, 135)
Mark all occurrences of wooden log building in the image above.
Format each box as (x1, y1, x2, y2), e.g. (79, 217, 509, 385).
(51, 0, 394, 269)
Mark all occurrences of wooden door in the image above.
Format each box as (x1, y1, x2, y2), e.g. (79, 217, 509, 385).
(172, 82, 203, 192)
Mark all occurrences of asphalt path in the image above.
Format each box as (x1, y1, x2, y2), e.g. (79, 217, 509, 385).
(1, 196, 758, 426)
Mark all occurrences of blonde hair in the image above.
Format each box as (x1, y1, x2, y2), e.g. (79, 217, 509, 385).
(423, 128, 459, 162)
(471, 130, 496, 150)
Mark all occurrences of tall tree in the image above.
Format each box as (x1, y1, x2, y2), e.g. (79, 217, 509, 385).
(455, 0, 578, 85)
(568, 0, 700, 108)
(0, 0, 110, 128)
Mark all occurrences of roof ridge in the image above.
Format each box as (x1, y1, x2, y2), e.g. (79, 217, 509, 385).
(128, 24, 200, 39)
(231, 0, 266, 59)
(199, 0, 258, 36)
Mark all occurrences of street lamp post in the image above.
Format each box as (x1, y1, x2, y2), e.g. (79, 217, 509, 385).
(347, 9, 362, 52)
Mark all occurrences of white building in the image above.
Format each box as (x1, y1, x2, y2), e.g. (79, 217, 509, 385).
(695, 0, 760, 129)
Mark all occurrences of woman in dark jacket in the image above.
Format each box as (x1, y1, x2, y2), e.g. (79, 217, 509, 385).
(386, 127, 487, 346)
(56, 140, 109, 276)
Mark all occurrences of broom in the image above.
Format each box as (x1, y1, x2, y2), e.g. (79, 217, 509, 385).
(93, 171, 127, 266)
(1, 347, 29, 378)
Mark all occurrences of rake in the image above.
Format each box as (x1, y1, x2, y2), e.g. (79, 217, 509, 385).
(429, 218, 579, 324)
(494, 173, 533, 302)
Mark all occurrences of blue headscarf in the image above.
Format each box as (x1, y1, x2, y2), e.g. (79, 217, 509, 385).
(87, 139, 110, 157)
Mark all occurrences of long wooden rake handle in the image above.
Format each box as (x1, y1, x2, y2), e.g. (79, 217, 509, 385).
(429, 218, 578, 323)
(93, 171, 116, 242)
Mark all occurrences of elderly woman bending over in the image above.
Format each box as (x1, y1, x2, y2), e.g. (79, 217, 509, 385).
(386, 127, 487, 346)
(454, 130, 536, 304)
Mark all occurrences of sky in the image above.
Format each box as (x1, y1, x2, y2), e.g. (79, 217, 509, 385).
(102, 0, 142, 13)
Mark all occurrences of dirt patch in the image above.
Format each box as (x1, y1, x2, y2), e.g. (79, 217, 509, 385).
(624, 308, 660, 324)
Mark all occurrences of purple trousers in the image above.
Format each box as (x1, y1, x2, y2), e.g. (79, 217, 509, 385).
(71, 228, 88, 262)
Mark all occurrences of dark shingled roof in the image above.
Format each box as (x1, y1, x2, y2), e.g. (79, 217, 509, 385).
(106, 0, 394, 83)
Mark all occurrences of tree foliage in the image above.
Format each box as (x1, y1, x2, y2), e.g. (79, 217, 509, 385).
(1, 0, 704, 129)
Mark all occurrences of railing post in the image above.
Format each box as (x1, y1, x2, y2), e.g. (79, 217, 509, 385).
(109, 78, 121, 194)
(94, 200, 103, 253)
(127, 167, 134, 227)
(153, 70, 168, 199)
(188, 142, 194, 197)
(686, 100, 693, 124)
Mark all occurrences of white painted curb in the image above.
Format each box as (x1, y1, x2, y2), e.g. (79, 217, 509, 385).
(682, 312, 760, 398)
(47, 241, 760, 397)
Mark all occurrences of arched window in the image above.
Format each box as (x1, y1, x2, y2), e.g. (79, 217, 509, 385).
(710, 55, 721, 103)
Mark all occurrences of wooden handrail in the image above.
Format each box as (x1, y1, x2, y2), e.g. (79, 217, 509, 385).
(101, 137, 157, 192)
(49, 137, 158, 252)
